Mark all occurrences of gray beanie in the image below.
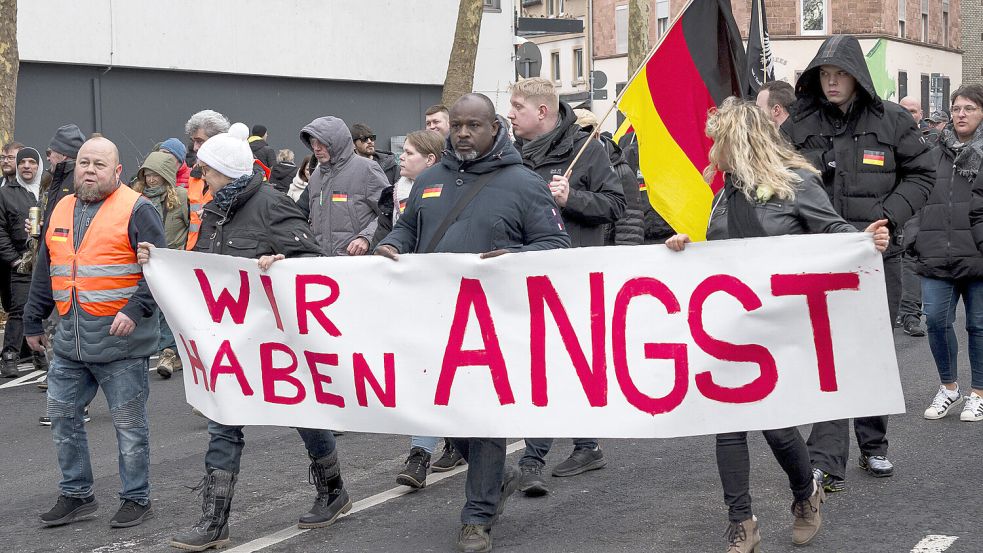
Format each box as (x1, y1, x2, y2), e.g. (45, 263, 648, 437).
(48, 124, 86, 158)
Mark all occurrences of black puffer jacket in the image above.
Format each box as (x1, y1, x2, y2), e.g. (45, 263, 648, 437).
(781, 35, 934, 231)
(380, 123, 570, 254)
(912, 141, 983, 279)
(618, 132, 674, 243)
(194, 172, 320, 259)
(0, 180, 39, 264)
(269, 162, 297, 193)
(249, 138, 276, 170)
(372, 151, 399, 185)
(600, 135, 643, 245)
(515, 102, 625, 247)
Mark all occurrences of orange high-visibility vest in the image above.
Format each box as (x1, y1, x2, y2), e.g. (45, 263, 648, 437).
(46, 185, 143, 318)
(186, 175, 213, 250)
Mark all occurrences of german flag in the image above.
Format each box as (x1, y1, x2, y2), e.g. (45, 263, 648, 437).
(422, 185, 442, 199)
(331, 192, 348, 202)
(616, 0, 745, 241)
(862, 150, 885, 166)
(51, 228, 70, 243)
(638, 182, 647, 192)
(398, 199, 407, 213)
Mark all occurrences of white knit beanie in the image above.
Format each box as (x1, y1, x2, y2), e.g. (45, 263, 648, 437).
(196, 122, 254, 179)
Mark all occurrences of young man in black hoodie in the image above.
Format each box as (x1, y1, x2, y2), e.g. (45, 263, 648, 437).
(781, 35, 935, 490)
(377, 93, 570, 553)
(507, 77, 625, 496)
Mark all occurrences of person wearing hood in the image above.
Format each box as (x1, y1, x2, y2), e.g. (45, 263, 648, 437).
(507, 78, 625, 496)
(574, 108, 644, 246)
(0, 147, 48, 377)
(158, 138, 191, 188)
(131, 151, 190, 380)
(136, 123, 352, 551)
(781, 35, 935, 491)
(247, 124, 276, 170)
(351, 123, 400, 185)
(377, 93, 569, 553)
(269, 149, 297, 193)
(917, 84, 983, 424)
(300, 116, 388, 256)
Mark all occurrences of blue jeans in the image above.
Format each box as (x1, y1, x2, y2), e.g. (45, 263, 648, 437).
(449, 438, 506, 525)
(205, 422, 336, 474)
(520, 438, 598, 467)
(410, 435, 441, 454)
(921, 276, 983, 389)
(46, 356, 151, 504)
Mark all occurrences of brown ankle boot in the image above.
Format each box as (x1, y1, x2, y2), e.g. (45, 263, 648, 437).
(725, 516, 761, 552)
(791, 481, 825, 545)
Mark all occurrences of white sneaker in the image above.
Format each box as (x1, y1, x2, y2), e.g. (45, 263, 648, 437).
(960, 393, 983, 422)
(924, 385, 963, 419)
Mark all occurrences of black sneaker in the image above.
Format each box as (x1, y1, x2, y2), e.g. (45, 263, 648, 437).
(551, 446, 606, 477)
(431, 440, 466, 472)
(902, 318, 926, 337)
(40, 494, 98, 526)
(396, 447, 431, 489)
(32, 351, 49, 372)
(110, 499, 153, 528)
(517, 463, 549, 497)
(859, 454, 894, 477)
(812, 467, 846, 493)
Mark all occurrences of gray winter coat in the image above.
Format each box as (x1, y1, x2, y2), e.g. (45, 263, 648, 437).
(706, 170, 857, 240)
(301, 117, 389, 256)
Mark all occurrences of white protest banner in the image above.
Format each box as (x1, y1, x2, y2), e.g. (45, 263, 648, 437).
(144, 233, 904, 438)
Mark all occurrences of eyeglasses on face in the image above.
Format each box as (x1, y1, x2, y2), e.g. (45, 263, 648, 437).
(951, 105, 980, 115)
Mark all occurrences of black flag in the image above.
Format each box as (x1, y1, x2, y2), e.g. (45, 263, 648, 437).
(745, 0, 774, 97)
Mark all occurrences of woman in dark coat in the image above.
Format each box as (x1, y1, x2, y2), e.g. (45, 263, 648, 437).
(666, 98, 889, 553)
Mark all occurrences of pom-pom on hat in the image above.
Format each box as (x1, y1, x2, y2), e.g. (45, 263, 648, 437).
(196, 122, 254, 179)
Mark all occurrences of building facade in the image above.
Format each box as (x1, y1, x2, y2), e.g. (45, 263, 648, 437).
(963, 0, 983, 84)
(14, 0, 517, 174)
(518, 0, 592, 106)
(591, 0, 963, 133)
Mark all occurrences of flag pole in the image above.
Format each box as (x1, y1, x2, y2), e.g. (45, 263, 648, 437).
(757, 0, 767, 84)
(564, 0, 698, 178)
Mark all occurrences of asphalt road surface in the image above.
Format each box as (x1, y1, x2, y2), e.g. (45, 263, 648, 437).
(0, 327, 978, 553)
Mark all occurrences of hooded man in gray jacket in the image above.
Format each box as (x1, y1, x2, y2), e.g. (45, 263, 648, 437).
(300, 117, 389, 256)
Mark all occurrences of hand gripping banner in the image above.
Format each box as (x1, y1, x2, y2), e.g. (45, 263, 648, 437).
(144, 233, 905, 438)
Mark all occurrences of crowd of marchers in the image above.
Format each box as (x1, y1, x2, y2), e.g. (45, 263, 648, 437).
(1, 33, 981, 553)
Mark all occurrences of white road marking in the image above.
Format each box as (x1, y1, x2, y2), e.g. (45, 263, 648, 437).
(911, 535, 959, 553)
(225, 440, 526, 553)
(0, 369, 43, 389)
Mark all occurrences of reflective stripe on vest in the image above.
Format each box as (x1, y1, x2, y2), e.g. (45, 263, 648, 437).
(46, 185, 143, 318)
(185, 176, 212, 251)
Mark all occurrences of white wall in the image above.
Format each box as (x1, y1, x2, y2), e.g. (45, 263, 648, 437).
(18, 0, 517, 111)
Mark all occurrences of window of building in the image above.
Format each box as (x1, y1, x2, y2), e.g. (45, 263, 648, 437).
(898, 0, 905, 38)
(547, 0, 564, 16)
(921, 0, 928, 42)
(942, 11, 949, 47)
(657, 0, 670, 37)
(615, 6, 628, 55)
(551, 51, 561, 83)
(483, 0, 501, 11)
(573, 48, 585, 82)
(800, 0, 827, 34)
(898, 71, 907, 99)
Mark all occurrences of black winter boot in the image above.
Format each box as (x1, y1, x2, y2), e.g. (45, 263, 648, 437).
(298, 452, 352, 529)
(1, 351, 19, 378)
(169, 469, 236, 552)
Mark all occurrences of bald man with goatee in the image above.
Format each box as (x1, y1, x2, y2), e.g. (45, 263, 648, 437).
(24, 137, 166, 529)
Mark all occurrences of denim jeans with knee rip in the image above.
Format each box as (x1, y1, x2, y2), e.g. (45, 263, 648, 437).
(47, 356, 151, 504)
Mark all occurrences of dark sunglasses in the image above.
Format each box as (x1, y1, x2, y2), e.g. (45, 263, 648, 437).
(357, 135, 377, 142)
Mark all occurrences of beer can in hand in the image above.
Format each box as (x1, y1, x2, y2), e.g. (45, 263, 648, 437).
(28, 207, 41, 237)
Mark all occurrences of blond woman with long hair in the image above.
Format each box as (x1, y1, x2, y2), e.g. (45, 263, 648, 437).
(666, 97, 889, 553)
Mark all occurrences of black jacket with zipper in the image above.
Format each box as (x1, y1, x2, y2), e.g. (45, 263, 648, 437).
(781, 35, 935, 232)
(194, 171, 320, 259)
(911, 145, 983, 279)
(0, 179, 39, 264)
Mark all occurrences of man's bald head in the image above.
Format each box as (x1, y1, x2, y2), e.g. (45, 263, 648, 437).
(899, 96, 922, 123)
(448, 94, 501, 161)
(75, 137, 123, 202)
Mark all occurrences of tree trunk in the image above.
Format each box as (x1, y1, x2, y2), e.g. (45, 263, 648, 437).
(0, 0, 17, 146)
(627, 0, 650, 76)
(441, 0, 484, 107)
